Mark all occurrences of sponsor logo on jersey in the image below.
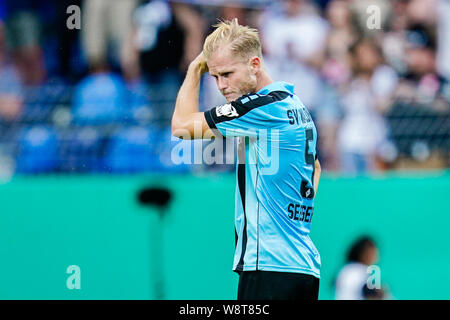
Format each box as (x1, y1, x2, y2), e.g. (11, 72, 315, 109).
(216, 103, 239, 118)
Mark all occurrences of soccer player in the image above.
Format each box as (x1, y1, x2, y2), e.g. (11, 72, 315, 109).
(171, 19, 322, 300)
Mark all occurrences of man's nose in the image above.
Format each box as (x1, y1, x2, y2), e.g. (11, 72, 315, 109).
(217, 77, 228, 91)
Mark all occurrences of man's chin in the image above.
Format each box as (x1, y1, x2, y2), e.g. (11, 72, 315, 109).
(224, 94, 237, 102)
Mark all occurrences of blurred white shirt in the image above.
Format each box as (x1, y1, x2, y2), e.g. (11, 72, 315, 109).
(337, 73, 391, 155)
(335, 262, 369, 300)
(437, 0, 450, 79)
(260, 9, 329, 61)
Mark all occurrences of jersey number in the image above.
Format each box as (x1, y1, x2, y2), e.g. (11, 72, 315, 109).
(300, 128, 315, 199)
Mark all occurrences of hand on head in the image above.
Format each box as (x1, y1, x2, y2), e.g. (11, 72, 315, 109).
(189, 52, 209, 75)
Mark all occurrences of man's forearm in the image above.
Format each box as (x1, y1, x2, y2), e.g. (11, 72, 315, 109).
(172, 65, 203, 125)
(314, 159, 321, 195)
(171, 52, 210, 139)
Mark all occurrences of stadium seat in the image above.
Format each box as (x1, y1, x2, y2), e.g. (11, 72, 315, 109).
(58, 126, 104, 173)
(104, 126, 190, 174)
(72, 72, 127, 124)
(22, 79, 72, 124)
(16, 125, 59, 173)
(125, 79, 153, 124)
(154, 126, 191, 173)
(104, 126, 159, 173)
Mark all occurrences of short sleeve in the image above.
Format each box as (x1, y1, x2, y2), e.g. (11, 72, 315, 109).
(204, 92, 289, 138)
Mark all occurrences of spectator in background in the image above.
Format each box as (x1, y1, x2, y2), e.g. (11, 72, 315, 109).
(322, 0, 355, 88)
(335, 236, 387, 300)
(3, 0, 46, 85)
(405, 0, 438, 27)
(337, 39, 395, 174)
(0, 10, 23, 121)
(81, 0, 138, 74)
(396, 25, 450, 108)
(318, 0, 357, 171)
(437, 0, 450, 82)
(76, 0, 151, 126)
(386, 0, 450, 108)
(260, 0, 329, 68)
(379, 0, 409, 77)
(126, 0, 205, 127)
(259, 0, 329, 116)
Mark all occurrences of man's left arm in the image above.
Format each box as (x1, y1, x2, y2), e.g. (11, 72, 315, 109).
(171, 53, 216, 140)
(314, 159, 321, 196)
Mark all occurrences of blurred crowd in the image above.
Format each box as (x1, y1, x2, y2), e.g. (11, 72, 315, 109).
(0, 0, 448, 176)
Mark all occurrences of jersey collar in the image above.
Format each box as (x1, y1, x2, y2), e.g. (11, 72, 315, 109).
(256, 81, 295, 95)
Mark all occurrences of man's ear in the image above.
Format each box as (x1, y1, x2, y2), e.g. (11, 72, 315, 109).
(249, 56, 261, 73)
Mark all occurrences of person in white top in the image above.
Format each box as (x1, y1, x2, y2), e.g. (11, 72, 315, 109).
(335, 236, 386, 300)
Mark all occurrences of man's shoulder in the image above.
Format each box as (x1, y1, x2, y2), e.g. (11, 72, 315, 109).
(207, 90, 292, 126)
(231, 91, 291, 113)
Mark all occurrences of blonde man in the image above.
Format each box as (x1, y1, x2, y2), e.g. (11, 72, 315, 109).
(172, 19, 322, 300)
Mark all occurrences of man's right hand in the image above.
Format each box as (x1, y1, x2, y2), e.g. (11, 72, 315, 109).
(189, 52, 209, 75)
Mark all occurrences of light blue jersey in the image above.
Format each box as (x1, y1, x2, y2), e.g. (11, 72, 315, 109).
(204, 82, 320, 278)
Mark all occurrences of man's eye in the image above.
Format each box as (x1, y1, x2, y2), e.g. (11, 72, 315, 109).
(223, 72, 231, 77)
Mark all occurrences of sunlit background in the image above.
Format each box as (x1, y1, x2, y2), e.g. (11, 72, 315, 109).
(0, 0, 448, 300)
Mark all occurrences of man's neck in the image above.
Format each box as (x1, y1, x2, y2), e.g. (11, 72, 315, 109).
(255, 70, 274, 92)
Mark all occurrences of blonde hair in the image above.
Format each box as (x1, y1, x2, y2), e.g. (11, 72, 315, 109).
(203, 18, 262, 61)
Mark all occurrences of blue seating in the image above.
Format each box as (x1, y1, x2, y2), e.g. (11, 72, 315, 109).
(72, 72, 127, 124)
(104, 126, 190, 173)
(22, 79, 71, 123)
(58, 127, 104, 173)
(125, 79, 153, 124)
(104, 126, 159, 173)
(154, 126, 191, 173)
(16, 126, 59, 173)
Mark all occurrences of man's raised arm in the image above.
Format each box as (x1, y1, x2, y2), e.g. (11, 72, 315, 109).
(171, 53, 215, 140)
